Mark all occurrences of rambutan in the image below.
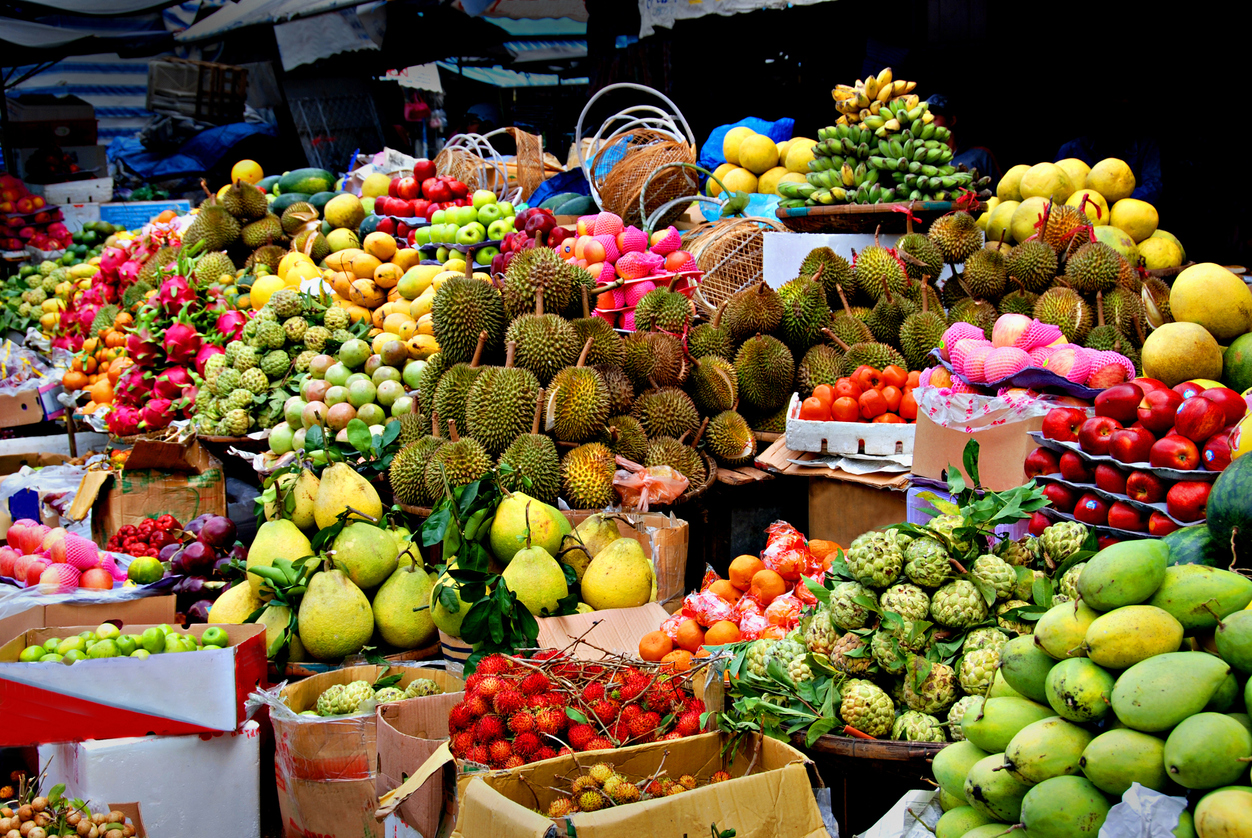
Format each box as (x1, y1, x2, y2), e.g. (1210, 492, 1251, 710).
(645, 779, 665, 797)
(508, 711, 536, 735)
(660, 731, 683, 741)
(586, 736, 614, 751)
(535, 707, 565, 736)
(676, 710, 702, 737)
(512, 732, 541, 757)
(476, 654, 513, 676)
(449, 701, 476, 731)
(610, 721, 629, 743)
(466, 695, 490, 717)
(628, 712, 659, 739)
(683, 697, 706, 715)
(620, 704, 642, 725)
(474, 714, 505, 741)
(541, 691, 566, 707)
(450, 731, 474, 757)
(644, 684, 677, 713)
(493, 688, 525, 716)
(488, 739, 513, 764)
(710, 770, 731, 783)
(476, 675, 505, 699)
(557, 746, 574, 756)
(588, 763, 615, 785)
(464, 673, 485, 693)
(548, 798, 574, 818)
(590, 698, 620, 723)
(678, 774, 697, 790)
(568, 723, 595, 750)
(536, 746, 558, 761)
(571, 775, 599, 794)
(465, 745, 490, 765)
(581, 683, 605, 703)
(504, 755, 525, 769)
(526, 694, 548, 709)
(520, 671, 551, 695)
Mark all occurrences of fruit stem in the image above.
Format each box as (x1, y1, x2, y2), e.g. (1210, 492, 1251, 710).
(464, 253, 474, 280)
(447, 419, 461, 443)
(581, 286, 590, 318)
(873, 224, 882, 249)
(821, 327, 852, 352)
(712, 303, 724, 330)
(692, 416, 709, 448)
(576, 337, 593, 368)
(1096, 290, 1105, 328)
(470, 331, 488, 368)
(505, 340, 517, 369)
(835, 283, 855, 315)
(524, 500, 532, 549)
(531, 389, 545, 435)
(920, 276, 931, 314)
(535, 286, 545, 316)
(431, 412, 442, 438)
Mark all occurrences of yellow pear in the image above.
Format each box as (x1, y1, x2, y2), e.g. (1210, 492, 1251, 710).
(298, 567, 374, 661)
(313, 462, 382, 529)
(372, 555, 437, 649)
(246, 519, 313, 598)
(263, 469, 320, 531)
(580, 538, 653, 611)
(489, 492, 570, 564)
(207, 581, 263, 624)
(501, 544, 568, 616)
(331, 521, 399, 589)
(558, 513, 622, 583)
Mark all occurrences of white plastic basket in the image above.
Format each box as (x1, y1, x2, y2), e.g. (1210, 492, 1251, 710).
(783, 393, 916, 456)
(32, 177, 113, 205)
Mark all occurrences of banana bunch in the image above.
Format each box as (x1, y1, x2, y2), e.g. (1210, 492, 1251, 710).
(831, 67, 918, 126)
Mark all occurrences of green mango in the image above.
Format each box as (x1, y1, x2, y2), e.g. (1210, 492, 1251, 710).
(1164, 712, 1252, 789)
(1080, 728, 1170, 796)
(1111, 651, 1232, 732)
(1077, 538, 1169, 609)
(935, 806, 994, 838)
(1035, 600, 1100, 660)
(1173, 809, 1196, 838)
(1019, 775, 1112, 838)
(962, 696, 1056, 754)
(1147, 564, 1252, 634)
(932, 739, 988, 801)
(1004, 716, 1095, 784)
(987, 670, 1025, 699)
(1216, 609, 1252, 673)
(1228, 712, 1252, 735)
(1046, 657, 1116, 722)
(1084, 605, 1185, 669)
(1195, 788, 1252, 838)
(962, 824, 1015, 838)
(999, 635, 1056, 703)
(964, 752, 1032, 823)
(1206, 673, 1242, 712)
(937, 789, 963, 811)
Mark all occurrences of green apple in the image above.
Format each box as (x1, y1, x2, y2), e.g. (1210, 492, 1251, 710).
(454, 205, 478, 226)
(435, 247, 451, 263)
(402, 359, 426, 389)
(116, 635, 138, 656)
(487, 218, 512, 241)
(430, 209, 446, 225)
(499, 201, 515, 217)
(77, 631, 95, 641)
(140, 627, 166, 653)
(345, 372, 369, 386)
(201, 627, 228, 647)
(57, 636, 86, 656)
(476, 246, 500, 265)
(477, 203, 503, 226)
(130, 649, 150, 660)
(43, 637, 61, 652)
(63, 649, 86, 664)
(95, 623, 121, 641)
(19, 645, 46, 662)
(158, 623, 176, 635)
(39, 653, 63, 663)
(87, 639, 119, 659)
(471, 189, 497, 209)
(391, 396, 414, 417)
(412, 226, 432, 246)
(163, 635, 188, 653)
(455, 226, 484, 246)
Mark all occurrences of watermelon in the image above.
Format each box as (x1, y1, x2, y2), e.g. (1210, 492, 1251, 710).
(257, 175, 281, 194)
(1207, 451, 1252, 567)
(357, 215, 381, 237)
(277, 168, 335, 196)
(308, 191, 340, 213)
(270, 193, 311, 214)
(1224, 333, 1252, 394)
(1164, 525, 1229, 567)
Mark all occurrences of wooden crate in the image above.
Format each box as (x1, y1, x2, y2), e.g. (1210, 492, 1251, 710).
(147, 58, 247, 124)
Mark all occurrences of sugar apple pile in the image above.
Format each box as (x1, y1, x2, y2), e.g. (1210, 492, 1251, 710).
(311, 676, 443, 717)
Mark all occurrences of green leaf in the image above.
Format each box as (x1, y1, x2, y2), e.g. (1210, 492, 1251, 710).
(802, 575, 830, 605)
(382, 420, 401, 447)
(421, 506, 453, 547)
(305, 423, 324, 450)
(962, 439, 982, 489)
(566, 707, 589, 724)
(946, 468, 967, 498)
(917, 492, 960, 517)
(805, 717, 837, 747)
(346, 418, 372, 454)
(1032, 574, 1055, 609)
(457, 479, 481, 515)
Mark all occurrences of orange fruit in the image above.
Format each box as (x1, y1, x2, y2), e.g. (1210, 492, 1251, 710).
(748, 569, 787, 605)
(675, 619, 705, 653)
(704, 620, 741, 645)
(62, 370, 88, 391)
(88, 378, 114, 405)
(638, 630, 673, 662)
(759, 625, 786, 640)
(708, 579, 742, 604)
(115, 312, 133, 328)
(660, 650, 694, 672)
(728, 555, 766, 591)
(695, 648, 711, 658)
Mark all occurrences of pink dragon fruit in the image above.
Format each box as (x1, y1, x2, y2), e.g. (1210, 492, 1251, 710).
(153, 367, 193, 401)
(138, 398, 175, 431)
(118, 260, 142, 284)
(106, 405, 141, 436)
(126, 331, 161, 367)
(114, 367, 153, 405)
(99, 247, 127, 274)
(216, 310, 249, 342)
(162, 322, 202, 366)
(195, 342, 226, 375)
(155, 274, 196, 314)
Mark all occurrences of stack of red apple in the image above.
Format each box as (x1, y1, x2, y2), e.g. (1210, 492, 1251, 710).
(372, 159, 470, 235)
(0, 519, 127, 593)
(0, 173, 70, 252)
(1027, 377, 1248, 534)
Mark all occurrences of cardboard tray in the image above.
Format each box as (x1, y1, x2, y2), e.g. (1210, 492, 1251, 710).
(1036, 505, 1161, 541)
(775, 200, 982, 234)
(1036, 473, 1199, 527)
(1028, 431, 1220, 483)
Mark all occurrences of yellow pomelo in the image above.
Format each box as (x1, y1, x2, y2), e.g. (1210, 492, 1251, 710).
(977, 196, 1002, 231)
(1019, 162, 1075, 202)
(1170, 262, 1252, 341)
(278, 251, 313, 279)
(785, 139, 817, 174)
(360, 172, 391, 198)
(987, 200, 1020, 244)
(1067, 189, 1109, 225)
(283, 262, 320, 287)
(738, 134, 780, 175)
(1092, 225, 1139, 264)
(1150, 230, 1185, 262)
(231, 159, 264, 185)
(1055, 158, 1091, 191)
(707, 163, 736, 197)
(757, 166, 790, 195)
(722, 127, 755, 166)
(1110, 198, 1158, 243)
(1010, 197, 1050, 244)
(1141, 321, 1224, 386)
(1086, 158, 1135, 203)
(250, 274, 285, 309)
(776, 139, 794, 161)
(1137, 238, 1182, 271)
(721, 167, 758, 195)
(997, 164, 1030, 202)
(778, 172, 807, 186)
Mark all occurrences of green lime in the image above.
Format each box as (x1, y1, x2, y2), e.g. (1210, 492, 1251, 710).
(95, 623, 121, 641)
(126, 556, 164, 585)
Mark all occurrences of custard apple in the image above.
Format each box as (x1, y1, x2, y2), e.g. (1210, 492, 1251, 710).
(892, 710, 946, 743)
(331, 328, 354, 343)
(970, 554, 1017, 601)
(241, 367, 269, 394)
(871, 621, 932, 674)
(204, 353, 227, 384)
(839, 679, 894, 738)
(271, 288, 303, 318)
(831, 632, 873, 675)
(930, 580, 989, 628)
(996, 536, 1040, 567)
(284, 316, 308, 343)
(194, 414, 217, 435)
(845, 530, 903, 588)
(958, 647, 1000, 696)
(258, 320, 286, 350)
(242, 319, 259, 341)
(962, 627, 1009, 654)
(774, 635, 812, 683)
(324, 307, 350, 330)
(316, 683, 346, 716)
(904, 537, 952, 588)
(830, 580, 875, 630)
(403, 679, 442, 698)
(879, 583, 930, 621)
(233, 344, 258, 372)
(223, 409, 251, 436)
(294, 350, 316, 373)
(746, 638, 777, 678)
(255, 306, 278, 322)
(996, 600, 1034, 635)
(303, 325, 331, 352)
(1039, 521, 1087, 565)
(902, 656, 958, 715)
(340, 680, 374, 713)
(802, 605, 838, 656)
(214, 367, 242, 396)
(1058, 562, 1086, 601)
(227, 388, 254, 411)
(947, 695, 981, 741)
(1014, 567, 1042, 601)
(926, 514, 973, 556)
(374, 687, 405, 703)
(261, 349, 290, 378)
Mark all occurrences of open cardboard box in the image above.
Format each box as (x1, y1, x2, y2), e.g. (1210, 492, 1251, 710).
(68, 438, 226, 549)
(535, 601, 671, 660)
(375, 690, 463, 838)
(564, 511, 688, 613)
(0, 593, 175, 655)
(0, 622, 265, 745)
(383, 731, 829, 838)
(272, 665, 464, 838)
(911, 410, 1046, 492)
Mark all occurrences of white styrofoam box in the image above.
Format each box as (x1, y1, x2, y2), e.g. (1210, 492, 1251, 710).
(784, 393, 915, 456)
(382, 814, 422, 838)
(33, 177, 113, 205)
(39, 721, 261, 838)
(762, 230, 958, 289)
(60, 202, 102, 233)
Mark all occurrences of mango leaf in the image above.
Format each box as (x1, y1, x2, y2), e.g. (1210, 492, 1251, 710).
(805, 717, 838, 747)
(1031, 574, 1055, 609)
(962, 439, 982, 489)
(382, 420, 401, 447)
(803, 576, 831, 605)
(305, 424, 324, 450)
(916, 491, 960, 517)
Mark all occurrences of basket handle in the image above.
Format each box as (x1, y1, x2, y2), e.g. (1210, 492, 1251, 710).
(582, 110, 684, 209)
(441, 130, 516, 202)
(638, 161, 727, 233)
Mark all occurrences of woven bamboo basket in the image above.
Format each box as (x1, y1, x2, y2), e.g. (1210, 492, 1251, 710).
(684, 216, 788, 312)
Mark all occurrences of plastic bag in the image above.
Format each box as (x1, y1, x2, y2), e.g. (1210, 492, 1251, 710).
(762, 520, 814, 581)
(0, 463, 92, 537)
(0, 565, 171, 622)
(612, 465, 688, 511)
(764, 592, 803, 628)
(1098, 783, 1189, 838)
(682, 589, 735, 627)
(915, 384, 1059, 433)
(0, 340, 61, 396)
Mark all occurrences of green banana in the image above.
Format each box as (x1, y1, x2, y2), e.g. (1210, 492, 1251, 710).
(919, 123, 936, 140)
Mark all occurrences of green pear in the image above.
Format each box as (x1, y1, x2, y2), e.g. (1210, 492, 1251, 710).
(247, 519, 313, 598)
(264, 469, 320, 531)
(313, 462, 383, 529)
(558, 513, 622, 582)
(502, 543, 568, 616)
(430, 560, 479, 637)
(332, 521, 399, 589)
(298, 567, 374, 661)
(580, 538, 653, 611)
(489, 492, 570, 564)
(373, 555, 437, 649)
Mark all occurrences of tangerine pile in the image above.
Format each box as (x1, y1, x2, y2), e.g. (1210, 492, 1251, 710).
(60, 311, 133, 414)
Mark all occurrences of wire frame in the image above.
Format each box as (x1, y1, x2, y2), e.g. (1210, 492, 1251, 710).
(684, 216, 788, 313)
(435, 130, 518, 203)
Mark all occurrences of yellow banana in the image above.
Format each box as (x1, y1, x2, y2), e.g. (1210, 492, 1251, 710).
(921, 110, 935, 124)
(841, 163, 855, 187)
(864, 76, 880, 99)
(877, 67, 893, 87)
(892, 79, 910, 96)
(869, 101, 882, 116)
(835, 114, 849, 126)
(884, 118, 901, 132)
(846, 111, 861, 123)
(877, 83, 893, 104)
(903, 81, 917, 93)
(832, 86, 857, 102)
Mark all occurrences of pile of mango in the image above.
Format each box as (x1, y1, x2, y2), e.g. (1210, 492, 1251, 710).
(932, 540, 1252, 838)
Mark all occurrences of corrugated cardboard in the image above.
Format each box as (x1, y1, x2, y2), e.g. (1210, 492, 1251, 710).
(0, 592, 175, 652)
(756, 436, 911, 488)
(0, 387, 46, 428)
(69, 439, 226, 548)
(375, 691, 463, 838)
(0, 451, 70, 476)
(429, 732, 829, 838)
(912, 411, 1046, 492)
(807, 477, 908, 548)
(0, 622, 266, 744)
(109, 803, 149, 838)
(273, 665, 464, 838)
(564, 511, 688, 612)
(535, 602, 671, 660)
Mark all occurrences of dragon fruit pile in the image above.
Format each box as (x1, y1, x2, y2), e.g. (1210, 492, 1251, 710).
(929, 313, 1137, 393)
(0, 519, 126, 592)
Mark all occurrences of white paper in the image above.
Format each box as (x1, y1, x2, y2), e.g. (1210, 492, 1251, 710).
(1098, 784, 1189, 838)
(788, 454, 912, 475)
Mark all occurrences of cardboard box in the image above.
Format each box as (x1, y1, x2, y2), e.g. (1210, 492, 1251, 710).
(273, 665, 464, 838)
(911, 410, 1046, 492)
(563, 511, 688, 612)
(375, 691, 463, 838)
(40, 721, 260, 838)
(808, 477, 908, 549)
(5, 94, 97, 145)
(535, 601, 672, 660)
(0, 386, 47, 428)
(69, 439, 227, 548)
(386, 732, 829, 838)
(0, 622, 266, 745)
(0, 593, 175, 655)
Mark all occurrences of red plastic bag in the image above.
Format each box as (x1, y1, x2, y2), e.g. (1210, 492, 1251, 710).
(660, 611, 685, 640)
(794, 571, 824, 606)
(764, 592, 803, 628)
(613, 466, 688, 511)
(699, 564, 723, 592)
(737, 609, 769, 640)
(682, 590, 736, 627)
(761, 520, 814, 581)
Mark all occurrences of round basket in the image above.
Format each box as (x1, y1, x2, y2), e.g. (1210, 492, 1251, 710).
(685, 216, 788, 312)
(440, 630, 472, 677)
(397, 502, 434, 520)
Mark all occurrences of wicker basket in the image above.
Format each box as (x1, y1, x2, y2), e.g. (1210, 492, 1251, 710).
(435, 131, 514, 202)
(684, 216, 788, 312)
(505, 126, 548, 200)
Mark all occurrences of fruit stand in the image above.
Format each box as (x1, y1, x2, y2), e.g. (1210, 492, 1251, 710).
(0, 60, 1250, 838)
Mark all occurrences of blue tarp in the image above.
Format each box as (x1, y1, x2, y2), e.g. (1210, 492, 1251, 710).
(107, 121, 278, 180)
(697, 116, 795, 178)
(528, 166, 590, 208)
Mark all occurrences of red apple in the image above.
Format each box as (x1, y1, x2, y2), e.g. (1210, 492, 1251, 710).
(1059, 450, 1096, 483)
(1107, 501, 1148, 532)
(1042, 407, 1089, 443)
(1094, 464, 1128, 495)
(410, 199, 430, 219)
(1073, 493, 1111, 526)
(1024, 447, 1061, 479)
(1096, 535, 1124, 550)
(1200, 388, 1248, 427)
(1029, 512, 1051, 536)
(1202, 430, 1233, 472)
(1043, 483, 1080, 513)
(375, 216, 396, 236)
(1109, 427, 1156, 464)
(1095, 384, 1143, 424)
(387, 177, 402, 198)
(1173, 381, 1208, 401)
(412, 158, 436, 183)
(1166, 481, 1211, 523)
(1132, 377, 1168, 395)
(1148, 512, 1180, 536)
(1079, 416, 1123, 456)
(1137, 388, 1184, 433)
(1175, 397, 1225, 444)
(1126, 470, 1167, 504)
(1149, 435, 1200, 470)
(395, 176, 420, 201)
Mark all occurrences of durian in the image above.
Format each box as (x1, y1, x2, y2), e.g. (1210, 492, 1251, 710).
(561, 442, 617, 509)
(241, 215, 285, 249)
(688, 306, 734, 361)
(292, 229, 330, 263)
(246, 245, 286, 273)
(621, 331, 685, 389)
(569, 311, 624, 368)
(598, 415, 648, 463)
(594, 364, 635, 415)
(721, 280, 782, 341)
(464, 344, 542, 456)
(1004, 239, 1057, 292)
(734, 334, 794, 411)
(391, 434, 445, 506)
(703, 410, 756, 467)
(432, 332, 488, 437)
(927, 211, 983, 263)
(998, 281, 1040, 317)
(830, 283, 875, 345)
(501, 247, 585, 319)
(1039, 202, 1088, 255)
(778, 274, 833, 352)
(423, 420, 491, 501)
(687, 355, 738, 414)
(633, 286, 692, 332)
(547, 338, 611, 443)
(220, 180, 269, 220)
(961, 248, 1007, 299)
(1141, 276, 1172, 328)
(193, 250, 236, 284)
(899, 280, 947, 370)
(644, 435, 706, 485)
(800, 246, 854, 310)
(825, 330, 907, 377)
(947, 298, 998, 340)
(1034, 286, 1092, 343)
(498, 391, 561, 504)
(1065, 241, 1121, 294)
(183, 205, 240, 253)
(853, 233, 909, 300)
(418, 352, 448, 420)
(896, 232, 944, 284)
(797, 344, 843, 395)
(631, 387, 700, 439)
(504, 288, 580, 385)
(431, 275, 506, 364)
(280, 202, 318, 235)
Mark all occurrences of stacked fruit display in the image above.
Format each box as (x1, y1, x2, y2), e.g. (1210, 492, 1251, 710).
(414, 187, 515, 266)
(794, 365, 920, 423)
(0, 173, 71, 252)
(0, 520, 125, 592)
(709, 126, 813, 199)
(929, 541, 1252, 838)
(304, 676, 443, 717)
(15, 622, 233, 663)
(492, 207, 561, 275)
(366, 160, 470, 223)
(1030, 380, 1247, 534)
(0, 778, 140, 838)
(444, 651, 709, 769)
(543, 762, 729, 816)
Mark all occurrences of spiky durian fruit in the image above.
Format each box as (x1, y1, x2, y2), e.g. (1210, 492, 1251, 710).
(431, 277, 505, 364)
(797, 344, 843, 395)
(220, 180, 269, 220)
(547, 341, 611, 443)
(465, 361, 542, 456)
(138, 246, 179, 286)
(865, 291, 909, 345)
(1039, 202, 1088, 255)
(193, 251, 236, 284)
(241, 215, 285, 249)
(1115, 257, 1142, 293)
(423, 422, 491, 501)
(390, 436, 445, 506)
(631, 387, 700, 439)
(1065, 241, 1121, 294)
(433, 360, 485, 438)
(292, 229, 329, 262)
(498, 391, 560, 504)
(734, 335, 794, 412)
(594, 364, 635, 415)
(505, 290, 580, 385)
(1105, 286, 1147, 341)
(396, 411, 430, 446)
(1141, 277, 1173, 328)
(561, 443, 617, 509)
(703, 410, 756, 466)
(853, 239, 908, 300)
(245, 245, 286, 273)
(570, 316, 624, 367)
(1004, 239, 1058, 292)
(688, 308, 734, 361)
(687, 356, 738, 414)
(778, 274, 832, 352)
(418, 352, 448, 419)
(748, 402, 790, 434)
(899, 284, 947, 370)
(598, 415, 648, 463)
(621, 331, 685, 389)
(1034, 287, 1092, 343)
(721, 280, 783, 341)
(948, 298, 999, 340)
(896, 233, 944, 284)
(183, 205, 240, 252)
(634, 286, 692, 332)
(280, 202, 318, 235)
(501, 247, 584, 319)
(644, 436, 706, 485)
(928, 212, 983, 263)
(961, 248, 1007, 299)
(801, 246, 854, 310)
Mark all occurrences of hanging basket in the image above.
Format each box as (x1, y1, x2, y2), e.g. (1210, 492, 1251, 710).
(684, 216, 788, 312)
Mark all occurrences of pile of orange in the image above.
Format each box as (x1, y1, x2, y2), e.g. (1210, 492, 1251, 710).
(61, 312, 132, 414)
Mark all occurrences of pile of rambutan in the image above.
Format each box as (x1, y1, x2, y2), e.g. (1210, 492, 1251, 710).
(446, 651, 711, 769)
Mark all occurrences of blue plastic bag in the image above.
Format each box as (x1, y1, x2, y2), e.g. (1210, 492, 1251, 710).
(697, 116, 796, 181)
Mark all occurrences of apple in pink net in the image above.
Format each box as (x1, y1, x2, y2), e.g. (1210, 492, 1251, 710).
(1094, 464, 1128, 495)
(1107, 501, 1148, 532)
(1166, 481, 1211, 523)
(24, 557, 50, 587)
(1024, 447, 1060, 479)
(1079, 416, 1122, 456)
(1043, 483, 1080, 513)
(1109, 427, 1155, 465)
(1059, 450, 1095, 483)
(0, 545, 16, 578)
(1042, 407, 1088, 443)
(1073, 493, 1111, 526)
